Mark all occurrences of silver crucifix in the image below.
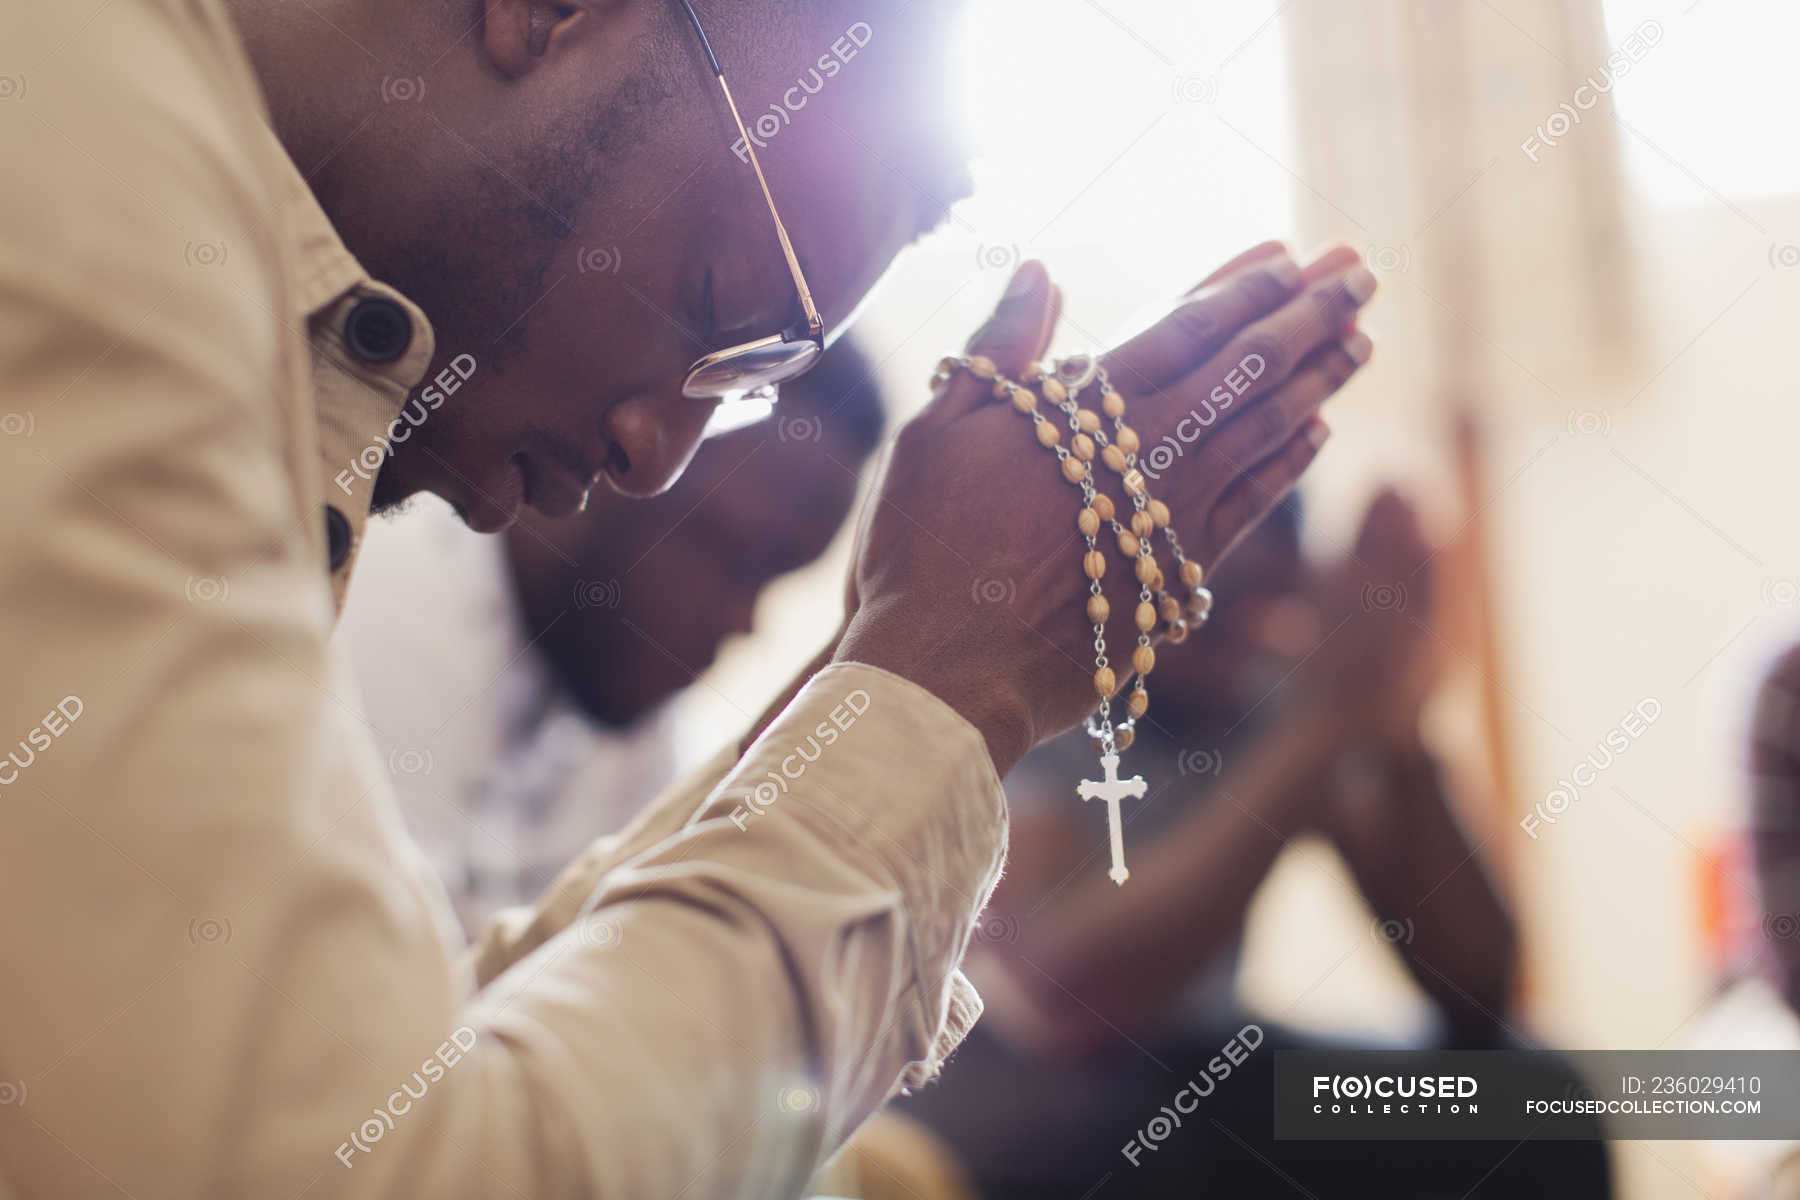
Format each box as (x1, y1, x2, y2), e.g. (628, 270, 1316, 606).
(1077, 751, 1146, 885)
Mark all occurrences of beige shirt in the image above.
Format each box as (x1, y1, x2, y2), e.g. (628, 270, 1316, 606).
(0, 4, 1007, 1197)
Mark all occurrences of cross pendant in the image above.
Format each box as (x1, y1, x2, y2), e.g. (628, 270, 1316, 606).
(1076, 751, 1146, 885)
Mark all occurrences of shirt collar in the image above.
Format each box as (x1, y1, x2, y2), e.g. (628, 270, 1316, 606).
(264, 124, 439, 609)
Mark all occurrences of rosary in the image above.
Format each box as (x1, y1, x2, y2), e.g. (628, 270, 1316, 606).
(930, 352, 1215, 884)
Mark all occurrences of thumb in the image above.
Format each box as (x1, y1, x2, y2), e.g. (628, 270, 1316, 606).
(967, 260, 1054, 375)
(924, 260, 1055, 426)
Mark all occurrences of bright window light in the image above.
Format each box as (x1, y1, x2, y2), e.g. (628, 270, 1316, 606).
(946, 0, 1296, 340)
(1601, 0, 1800, 205)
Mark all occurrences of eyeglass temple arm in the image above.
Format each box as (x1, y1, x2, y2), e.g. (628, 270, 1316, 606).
(676, 1, 821, 339)
(715, 77, 822, 339)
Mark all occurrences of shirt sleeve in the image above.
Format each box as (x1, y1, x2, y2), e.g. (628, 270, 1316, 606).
(0, 5, 1008, 1198)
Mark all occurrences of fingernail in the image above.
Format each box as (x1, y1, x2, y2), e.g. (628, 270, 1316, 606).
(1342, 331, 1374, 365)
(1344, 266, 1379, 304)
(1305, 419, 1331, 450)
(1004, 260, 1044, 301)
(1269, 256, 1303, 289)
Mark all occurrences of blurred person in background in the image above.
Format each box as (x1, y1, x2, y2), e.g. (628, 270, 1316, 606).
(1737, 626, 1800, 1197)
(340, 340, 884, 932)
(900, 490, 1611, 1197)
(1751, 643, 1800, 1015)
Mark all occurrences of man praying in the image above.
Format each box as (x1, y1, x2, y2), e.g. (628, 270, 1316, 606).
(0, 1, 1375, 1195)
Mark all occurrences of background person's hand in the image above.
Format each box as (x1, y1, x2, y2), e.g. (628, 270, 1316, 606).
(1289, 487, 1440, 749)
(837, 246, 1378, 775)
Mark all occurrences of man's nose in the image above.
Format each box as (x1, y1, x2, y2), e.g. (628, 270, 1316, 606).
(600, 391, 719, 497)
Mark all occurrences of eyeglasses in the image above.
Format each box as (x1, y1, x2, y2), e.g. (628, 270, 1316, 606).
(674, 0, 825, 406)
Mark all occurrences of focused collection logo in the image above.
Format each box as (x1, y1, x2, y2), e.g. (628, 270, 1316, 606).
(1311, 1073, 1480, 1117)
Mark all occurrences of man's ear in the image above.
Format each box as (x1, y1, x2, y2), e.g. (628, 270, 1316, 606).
(483, 0, 592, 79)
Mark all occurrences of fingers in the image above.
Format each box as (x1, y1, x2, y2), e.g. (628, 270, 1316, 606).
(1355, 487, 1419, 558)
(1132, 321, 1368, 498)
(1298, 243, 1364, 284)
(967, 260, 1056, 372)
(1299, 245, 1368, 342)
(1185, 240, 1291, 295)
(1135, 262, 1374, 457)
(1104, 243, 1364, 395)
(1355, 486, 1434, 599)
(1173, 337, 1369, 511)
(925, 260, 1057, 426)
(1103, 252, 1304, 393)
(1209, 261, 1376, 397)
(1191, 418, 1331, 571)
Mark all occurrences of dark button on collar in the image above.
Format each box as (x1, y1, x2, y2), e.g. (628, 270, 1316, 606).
(344, 297, 412, 364)
(324, 506, 353, 571)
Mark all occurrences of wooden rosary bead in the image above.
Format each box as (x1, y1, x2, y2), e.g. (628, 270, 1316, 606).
(1022, 362, 1046, 384)
(1061, 456, 1089, 485)
(1078, 507, 1102, 538)
(1094, 666, 1116, 697)
(1075, 409, 1101, 435)
(1135, 601, 1158, 632)
(1117, 529, 1140, 558)
(1087, 594, 1110, 625)
(1114, 425, 1141, 455)
(1134, 554, 1158, 585)
(1083, 550, 1107, 580)
(1148, 499, 1171, 528)
(1072, 433, 1096, 461)
(1127, 687, 1149, 718)
(1165, 619, 1190, 645)
(1036, 420, 1061, 448)
(1114, 725, 1135, 751)
(1092, 493, 1116, 522)
(1101, 444, 1128, 473)
(1158, 595, 1182, 624)
(968, 355, 997, 380)
(1041, 378, 1068, 404)
(1102, 389, 1126, 418)
(1132, 645, 1156, 676)
(1149, 565, 1165, 592)
(1179, 560, 1204, 588)
(1131, 510, 1156, 538)
(1012, 387, 1038, 413)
